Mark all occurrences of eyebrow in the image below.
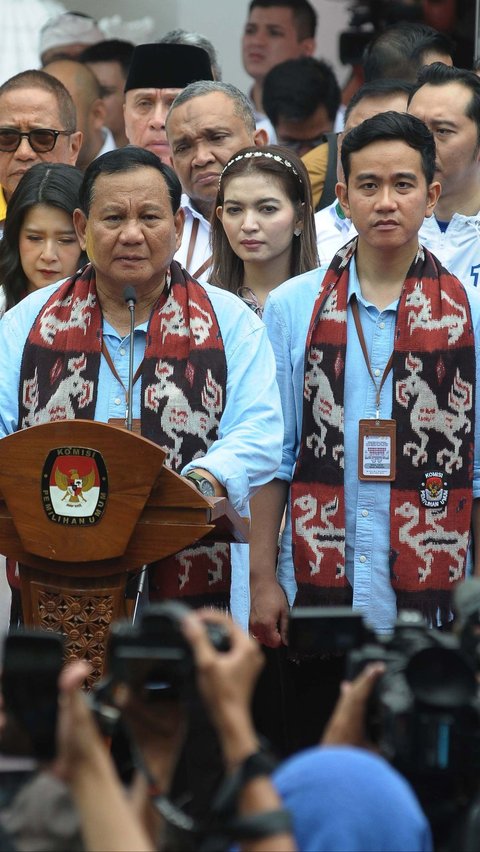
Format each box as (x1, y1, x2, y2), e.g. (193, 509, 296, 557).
(429, 118, 458, 128)
(224, 195, 282, 204)
(23, 224, 76, 233)
(355, 171, 418, 181)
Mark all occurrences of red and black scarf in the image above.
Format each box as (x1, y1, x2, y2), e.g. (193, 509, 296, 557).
(292, 239, 475, 622)
(19, 261, 231, 608)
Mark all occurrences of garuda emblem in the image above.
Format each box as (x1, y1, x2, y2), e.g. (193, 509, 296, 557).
(56, 467, 96, 506)
(42, 447, 108, 525)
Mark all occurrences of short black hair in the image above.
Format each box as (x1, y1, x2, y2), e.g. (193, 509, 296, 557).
(263, 57, 340, 126)
(409, 62, 480, 141)
(248, 0, 317, 40)
(344, 78, 413, 126)
(363, 23, 455, 83)
(79, 146, 182, 215)
(79, 39, 135, 77)
(341, 111, 436, 185)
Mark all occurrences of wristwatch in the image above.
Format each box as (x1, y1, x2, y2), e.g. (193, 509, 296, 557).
(185, 470, 216, 497)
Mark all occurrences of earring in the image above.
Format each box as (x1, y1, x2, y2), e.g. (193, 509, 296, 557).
(294, 228, 302, 237)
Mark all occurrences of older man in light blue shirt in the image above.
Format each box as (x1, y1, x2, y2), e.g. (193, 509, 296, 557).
(0, 146, 283, 631)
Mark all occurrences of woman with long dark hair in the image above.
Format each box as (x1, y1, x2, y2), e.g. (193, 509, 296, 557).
(0, 162, 86, 623)
(211, 145, 319, 315)
(0, 162, 86, 313)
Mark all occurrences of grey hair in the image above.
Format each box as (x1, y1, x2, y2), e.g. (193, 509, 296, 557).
(166, 80, 256, 134)
(158, 29, 222, 80)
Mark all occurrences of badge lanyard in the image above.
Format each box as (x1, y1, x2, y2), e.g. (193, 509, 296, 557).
(351, 296, 396, 481)
(102, 341, 142, 433)
(186, 217, 213, 280)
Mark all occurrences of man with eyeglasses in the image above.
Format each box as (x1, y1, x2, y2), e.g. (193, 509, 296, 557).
(0, 70, 82, 227)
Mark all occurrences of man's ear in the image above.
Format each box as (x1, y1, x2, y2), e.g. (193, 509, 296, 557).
(91, 98, 107, 131)
(73, 208, 87, 251)
(425, 180, 441, 218)
(174, 206, 185, 251)
(299, 37, 316, 57)
(253, 127, 268, 147)
(68, 131, 83, 166)
(336, 181, 350, 219)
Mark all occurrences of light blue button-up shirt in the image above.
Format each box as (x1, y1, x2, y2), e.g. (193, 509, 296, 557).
(263, 257, 480, 633)
(0, 278, 284, 629)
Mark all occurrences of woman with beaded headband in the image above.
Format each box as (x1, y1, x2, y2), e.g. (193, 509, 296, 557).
(211, 145, 318, 316)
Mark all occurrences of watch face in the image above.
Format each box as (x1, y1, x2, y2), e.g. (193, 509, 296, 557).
(199, 478, 215, 497)
(187, 473, 215, 497)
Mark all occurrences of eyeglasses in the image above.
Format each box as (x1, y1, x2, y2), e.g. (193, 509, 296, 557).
(0, 128, 74, 153)
(279, 134, 329, 155)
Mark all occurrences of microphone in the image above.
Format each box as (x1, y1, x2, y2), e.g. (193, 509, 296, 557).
(123, 285, 137, 431)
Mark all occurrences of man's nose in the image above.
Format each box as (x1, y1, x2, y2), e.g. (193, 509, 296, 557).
(192, 142, 215, 167)
(13, 135, 36, 160)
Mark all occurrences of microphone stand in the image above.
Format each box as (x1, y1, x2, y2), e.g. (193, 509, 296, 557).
(122, 286, 147, 620)
(123, 285, 137, 432)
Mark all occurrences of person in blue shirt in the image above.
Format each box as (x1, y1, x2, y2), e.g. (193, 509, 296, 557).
(254, 110, 480, 644)
(0, 146, 283, 629)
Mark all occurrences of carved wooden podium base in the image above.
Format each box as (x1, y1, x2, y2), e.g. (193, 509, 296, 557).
(0, 421, 248, 683)
(20, 565, 129, 685)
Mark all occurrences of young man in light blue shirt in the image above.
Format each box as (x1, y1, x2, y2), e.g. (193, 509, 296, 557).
(253, 111, 480, 653)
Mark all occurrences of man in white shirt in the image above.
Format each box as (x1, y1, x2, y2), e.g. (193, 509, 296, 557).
(315, 79, 412, 266)
(408, 63, 480, 288)
(242, 0, 317, 141)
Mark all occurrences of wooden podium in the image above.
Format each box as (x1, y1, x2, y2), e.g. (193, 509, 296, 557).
(0, 421, 248, 682)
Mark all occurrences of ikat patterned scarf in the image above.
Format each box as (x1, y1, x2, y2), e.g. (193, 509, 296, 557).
(291, 239, 475, 622)
(19, 261, 231, 607)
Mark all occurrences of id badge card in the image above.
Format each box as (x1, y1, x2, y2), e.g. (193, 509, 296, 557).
(358, 419, 396, 481)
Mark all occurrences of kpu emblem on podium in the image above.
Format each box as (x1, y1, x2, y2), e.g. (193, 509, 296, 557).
(41, 447, 108, 525)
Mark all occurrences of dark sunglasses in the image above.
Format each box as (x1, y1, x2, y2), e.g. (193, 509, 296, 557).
(0, 128, 74, 153)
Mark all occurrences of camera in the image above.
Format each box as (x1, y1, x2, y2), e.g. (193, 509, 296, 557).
(91, 601, 230, 732)
(1, 629, 64, 761)
(348, 612, 480, 784)
(107, 600, 230, 693)
(289, 602, 480, 844)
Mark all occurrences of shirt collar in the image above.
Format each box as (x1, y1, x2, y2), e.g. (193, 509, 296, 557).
(181, 193, 211, 227)
(347, 254, 399, 312)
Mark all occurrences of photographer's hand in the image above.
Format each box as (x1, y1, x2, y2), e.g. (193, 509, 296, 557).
(182, 612, 295, 852)
(56, 661, 153, 852)
(321, 662, 385, 749)
(182, 610, 262, 768)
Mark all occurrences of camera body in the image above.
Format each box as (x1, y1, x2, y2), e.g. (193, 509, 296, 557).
(289, 607, 480, 790)
(349, 612, 480, 784)
(106, 600, 230, 696)
(1, 630, 64, 761)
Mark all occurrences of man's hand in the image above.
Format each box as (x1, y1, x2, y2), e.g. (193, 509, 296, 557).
(249, 576, 289, 648)
(182, 610, 263, 768)
(321, 662, 385, 749)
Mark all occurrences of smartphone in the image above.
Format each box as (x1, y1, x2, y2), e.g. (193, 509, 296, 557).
(1, 630, 64, 761)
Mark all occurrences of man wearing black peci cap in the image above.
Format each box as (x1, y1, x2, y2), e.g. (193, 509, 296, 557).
(123, 43, 214, 167)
